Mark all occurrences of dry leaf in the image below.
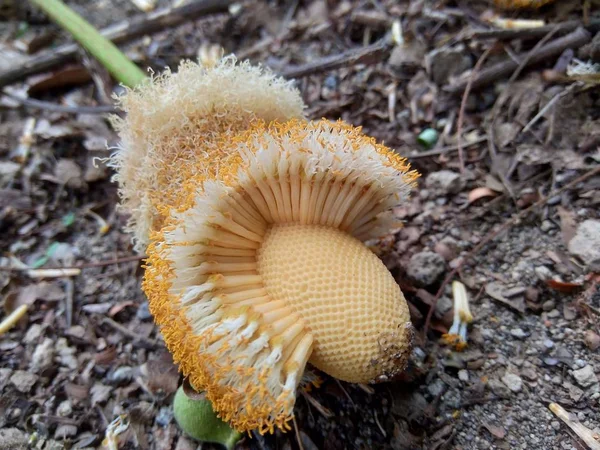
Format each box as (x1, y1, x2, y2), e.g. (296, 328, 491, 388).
(546, 279, 583, 293)
(483, 422, 507, 439)
(468, 187, 497, 204)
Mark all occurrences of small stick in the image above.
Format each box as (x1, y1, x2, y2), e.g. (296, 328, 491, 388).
(446, 27, 591, 94)
(470, 20, 581, 40)
(457, 47, 492, 174)
(408, 137, 488, 160)
(2, 90, 119, 114)
(549, 403, 600, 450)
(292, 416, 305, 450)
(26, 268, 81, 278)
(29, 0, 147, 88)
(281, 39, 392, 79)
(469, 19, 600, 41)
(521, 85, 573, 135)
(423, 165, 600, 338)
(0, 0, 233, 89)
(0, 305, 28, 335)
(300, 391, 334, 418)
(101, 317, 159, 349)
(64, 278, 74, 328)
(0, 255, 144, 274)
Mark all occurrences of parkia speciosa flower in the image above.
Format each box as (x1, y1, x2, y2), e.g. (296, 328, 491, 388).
(112, 57, 419, 434)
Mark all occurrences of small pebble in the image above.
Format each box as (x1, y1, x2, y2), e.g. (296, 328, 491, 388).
(502, 373, 523, 393)
(535, 266, 553, 280)
(510, 328, 527, 340)
(584, 331, 600, 351)
(572, 365, 598, 388)
(540, 220, 554, 232)
(155, 406, 174, 427)
(136, 302, 153, 321)
(458, 370, 469, 382)
(542, 300, 556, 311)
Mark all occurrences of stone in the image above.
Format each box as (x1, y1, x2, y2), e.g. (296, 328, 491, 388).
(563, 381, 584, 402)
(568, 220, 600, 269)
(56, 400, 72, 417)
(427, 379, 446, 397)
(434, 296, 453, 318)
(521, 368, 538, 381)
(30, 338, 54, 373)
(407, 251, 446, 286)
(10, 370, 38, 393)
(543, 339, 555, 349)
(458, 370, 469, 382)
(584, 331, 600, 351)
(0, 428, 28, 450)
(136, 301, 153, 321)
(426, 46, 473, 85)
(0, 368, 12, 386)
(425, 170, 464, 197)
(572, 365, 598, 388)
(542, 300, 556, 311)
(510, 328, 528, 340)
(535, 266, 553, 281)
(23, 324, 43, 344)
(502, 372, 523, 393)
(488, 379, 511, 397)
(109, 366, 134, 384)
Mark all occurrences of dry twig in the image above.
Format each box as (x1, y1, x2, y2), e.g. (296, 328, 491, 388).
(2, 90, 119, 114)
(281, 39, 392, 79)
(101, 317, 159, 349)
(457, 48, 492, 174)
(0, 0, 233, 89)
(549, 403, 600, 450)
(0, 255, 144, 274)
(446, 27, 591, 94)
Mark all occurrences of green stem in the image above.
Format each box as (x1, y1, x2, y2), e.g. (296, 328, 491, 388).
(224, 430, 243, 450)
(28, 0, 147, 88)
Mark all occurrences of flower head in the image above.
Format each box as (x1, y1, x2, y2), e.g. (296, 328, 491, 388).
(115, 60, 419, 434)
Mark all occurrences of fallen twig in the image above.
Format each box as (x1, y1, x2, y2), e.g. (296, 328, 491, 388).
(408, 137, 488, 160)
(487, 26, 561, 200)
(281, 38, 392, 79)
(470, 19, 600, 41)
(0, 255, 144, 274)
(423, 165, 600, 338)
(446, 27, 591, 94)
(457, 48, 492, 174)
(549, 403, 600, 450)
(101, 317, 159, 349)
(0, 0, 233, 89)
(29, 0, 147, 87)
(2, 90, 119, 114)
(0, 305, 28, 335)
(26, 268, 81, 278)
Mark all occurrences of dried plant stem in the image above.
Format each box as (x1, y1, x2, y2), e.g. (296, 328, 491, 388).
(423, 165, 600, 338)
(0, 255, 144, 273)
(457, 47, 491, 174)
(1, 0, 232, 89)
(549, 403, 600, 450)
(29, 0, 147, 88)
(446, 27, 591, 94)
(0, 305, 28, 335)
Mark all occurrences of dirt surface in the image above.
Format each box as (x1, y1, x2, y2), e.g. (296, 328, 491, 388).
(0, 1, 599, 449)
